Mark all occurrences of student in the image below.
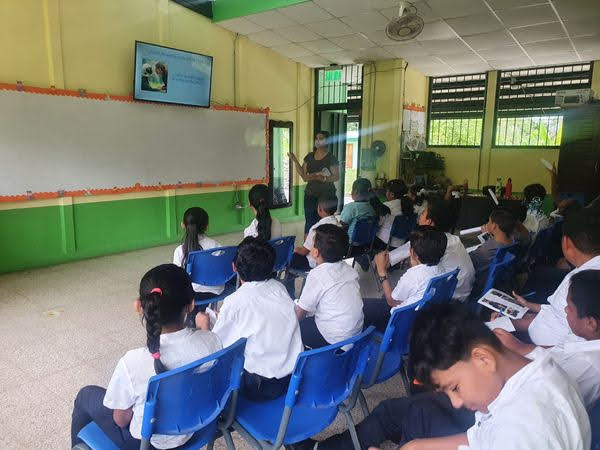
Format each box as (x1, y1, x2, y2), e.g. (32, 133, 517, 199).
(339, 177, 378, 239)
(366, 226, 447, 332)
(294, 224, 364, 348)
(389, 198, 475, 302)
(373, 179, 413, 251)
(468, 208, 518, 297)
(405, 303, 590, 450)
(291, 194, 340, 271)
(522, 183, 550, 235)
(172, 207, 224, 300)
(512, 208, 600, 346)
(243, 184, 282, 241)
(196, 237, 303, 401)
(71, 264, 222, 449)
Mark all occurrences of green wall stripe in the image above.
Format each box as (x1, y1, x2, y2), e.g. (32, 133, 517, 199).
(0, 186, 305, 273)
(212, 0, 309, 22)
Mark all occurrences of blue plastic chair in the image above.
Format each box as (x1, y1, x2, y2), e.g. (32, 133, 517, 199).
(76, 339, 247, 450)
(347, 217, 378, 270)
(421, 268, 460, 306)
(482, 252, 517, 294)
(590, 400, 600, 450)
(387, 214, 417, 249)
(269, 236, 295, 274)
(232, 327, 375, 450)
(186, 246, 238, 306)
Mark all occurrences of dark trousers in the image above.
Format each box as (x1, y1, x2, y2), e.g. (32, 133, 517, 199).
(242, 371, 291, 402)
(362, 298, 392, 333)
(71, 385, 142, 449)
(372, 237, 388, 252)
(185, 291, 218, 328)
(304, 194, 320, 234)
(299, 316, 330, 349)
(318, 392, 475, 449)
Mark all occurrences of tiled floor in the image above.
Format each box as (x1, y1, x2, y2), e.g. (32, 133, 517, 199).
(0, 221, 405, 449)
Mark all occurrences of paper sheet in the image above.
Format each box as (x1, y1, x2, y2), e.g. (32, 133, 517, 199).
(460, 226, 482, 236)
(389, 242, 411, 266)
(486, 315, 516, 332)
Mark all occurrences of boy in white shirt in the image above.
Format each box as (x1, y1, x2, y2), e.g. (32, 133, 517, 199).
(295, 224, 364, 348)
(373, 179, 412, 250)
(389, 198, 475, 302)
(405, 303, 590, 450)
(365, 226, 448, 332)
(196, 237, 303, 401)
(510, 208, 600, 345)
(291, 194, 340, 271)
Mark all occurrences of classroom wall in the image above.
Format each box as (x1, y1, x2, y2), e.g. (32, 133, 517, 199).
(0, 0, 313, 273)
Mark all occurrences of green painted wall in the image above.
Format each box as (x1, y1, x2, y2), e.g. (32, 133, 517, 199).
(212, 0, 309, 22)
(0, 186, 305, 273)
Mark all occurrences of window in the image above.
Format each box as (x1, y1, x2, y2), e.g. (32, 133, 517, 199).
(494, 63, 593, 147)
(427, 73, 487, 147)
(316, 65, 363, 108)
(268, 121, 292, 209)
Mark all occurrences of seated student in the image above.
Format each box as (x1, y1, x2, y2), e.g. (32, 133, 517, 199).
(291, 194, 340, 272)
(366, 226, 447, 332)
(469, 208, 519, 297)
(196, 237, 303, 401)
(294, 271, 600, 450)
(389, 198, 475, 302)
(373, 179, 413, 251)
(243, 184, 282, 241)
(71, 264, 222, 449)
(522, 183, 550, 236)
(339, 177, 378, 240)
(511, 208, 600, 346)
(294, 224, 364, 349)
(405, 303, 590, 450)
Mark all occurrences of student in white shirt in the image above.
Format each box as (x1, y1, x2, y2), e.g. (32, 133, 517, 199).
(373, 179, 413, 251)
(522, 183, 551, 237)
(172, 207, 223, 325)
(295, 224, 364, 348)
(71, 264, 222, 449)
(389, 198, 475, 302)
(291, 194, 340, 271)
(243, 184, 282, 241)
(196, 237, 303, 401)
(405, 303, 590, 450)
(365, 226, 448, 332)
(510, 208, 600, 345)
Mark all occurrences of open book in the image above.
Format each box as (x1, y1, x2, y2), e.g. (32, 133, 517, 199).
(477, 289, 529, 320)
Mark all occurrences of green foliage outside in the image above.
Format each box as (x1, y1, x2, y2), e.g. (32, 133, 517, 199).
(428, 118, 483, 146)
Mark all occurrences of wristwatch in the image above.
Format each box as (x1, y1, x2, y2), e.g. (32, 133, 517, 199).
(377, 274, 388, 283)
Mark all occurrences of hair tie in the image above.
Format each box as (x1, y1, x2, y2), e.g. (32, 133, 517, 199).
(151, 352, 161, 359)
(150, 287, 162, 295)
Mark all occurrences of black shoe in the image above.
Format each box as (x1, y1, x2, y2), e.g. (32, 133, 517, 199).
(285, 439, 318, 450)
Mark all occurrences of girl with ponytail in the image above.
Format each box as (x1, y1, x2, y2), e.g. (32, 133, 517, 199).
(71, 264, 221, 449)
(244, 184, 282, 241)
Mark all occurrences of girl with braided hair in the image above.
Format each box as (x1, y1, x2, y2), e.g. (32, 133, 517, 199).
(243, 184, 282, 241)
(71, 264, 221, 449)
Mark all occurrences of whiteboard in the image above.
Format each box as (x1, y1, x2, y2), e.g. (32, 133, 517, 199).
(0, 89, 267, 197)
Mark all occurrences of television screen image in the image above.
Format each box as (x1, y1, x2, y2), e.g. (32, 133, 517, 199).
(134, 41, 212, 107)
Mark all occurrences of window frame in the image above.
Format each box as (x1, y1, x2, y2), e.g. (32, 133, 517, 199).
(426, 72, 488, 149)
(492, 62, 594, 149)
(268, 120, 293, 209)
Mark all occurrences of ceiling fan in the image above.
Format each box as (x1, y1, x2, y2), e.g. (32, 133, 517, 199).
(385, 1, 425, 41)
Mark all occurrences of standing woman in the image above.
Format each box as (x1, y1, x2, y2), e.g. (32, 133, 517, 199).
(290, 131, 340, 235)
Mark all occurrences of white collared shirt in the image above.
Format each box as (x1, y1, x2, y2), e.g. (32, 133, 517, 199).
(212, 279, 303, 379)
(243, 217, 282, 240)
(391, 263, 446, 311)
(527, 336, 600, 408)
(376, 199, 405, 247)
(460, 353, 590, 450)
(303, 215, 341, 269)
(295, 261, 364, 344)
(529, 255, 600, 345)
(173, 235, 224, 295)
(103, 328, 222, 449)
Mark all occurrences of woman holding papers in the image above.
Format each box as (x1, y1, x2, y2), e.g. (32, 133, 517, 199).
(290, 131, 340, 234)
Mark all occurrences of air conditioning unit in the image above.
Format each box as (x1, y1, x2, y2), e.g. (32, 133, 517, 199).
(555, 89, 594, 108)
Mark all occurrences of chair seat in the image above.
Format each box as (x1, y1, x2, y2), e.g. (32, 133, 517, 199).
(194, 283, 236, 307)
(236, 395, 339, 444)
(363, 336, 404, 386)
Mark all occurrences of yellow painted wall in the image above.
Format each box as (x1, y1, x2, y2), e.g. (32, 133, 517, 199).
(0, 0, 313, 202)
(403, 65, 428, 107)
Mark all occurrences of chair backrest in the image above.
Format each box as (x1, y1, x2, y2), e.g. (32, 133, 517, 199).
(269, 236, 296, 273)
(186, 246, 238, 286)
(140, 338, 246, 441)
(421, 268, 460, 306)
(590, 400, 600, 450)
(349, 217, 378, 247)
(483, 252, 516, 293)
(389, 214, 417, 244)
(493, 242, 519, 265)
(284, 327, 375, 409)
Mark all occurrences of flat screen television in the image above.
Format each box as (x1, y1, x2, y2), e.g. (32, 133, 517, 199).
(133, 41, 213, 107)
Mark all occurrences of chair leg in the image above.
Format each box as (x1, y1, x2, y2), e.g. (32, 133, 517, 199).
(358, 390, 370, 417)
(343, 410, 361, 450)
(222, 429, 236, 450)
(207, 440, 215, 450)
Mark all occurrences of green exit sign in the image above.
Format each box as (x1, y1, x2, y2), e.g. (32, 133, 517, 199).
(324, 69, 342, 82)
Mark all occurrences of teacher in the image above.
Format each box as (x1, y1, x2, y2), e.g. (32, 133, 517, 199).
(290, 130, 340, 234)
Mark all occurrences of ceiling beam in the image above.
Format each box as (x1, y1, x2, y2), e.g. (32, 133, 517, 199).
(212, 0, 310, 22)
